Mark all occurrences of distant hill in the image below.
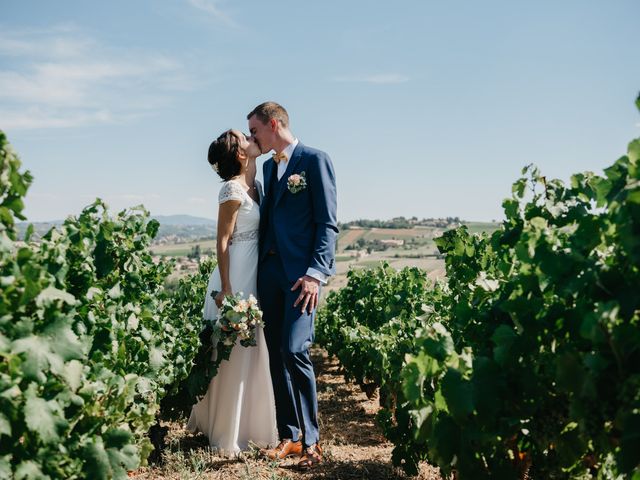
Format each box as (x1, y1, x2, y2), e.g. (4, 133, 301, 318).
(16, 215, 215, 229)
(15, 220, 62, 239)
(339, 216, 462, 229)
(152, 214, 215, 226)
(15, 214, 217, 242)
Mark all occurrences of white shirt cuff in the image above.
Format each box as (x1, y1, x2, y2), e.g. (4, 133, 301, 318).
(306, 267, 329, 285)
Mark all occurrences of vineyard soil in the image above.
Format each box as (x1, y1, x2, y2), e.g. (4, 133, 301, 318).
(130, 348, 442, 480)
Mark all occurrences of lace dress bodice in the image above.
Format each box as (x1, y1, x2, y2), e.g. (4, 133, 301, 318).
(218, 180, 261, 243)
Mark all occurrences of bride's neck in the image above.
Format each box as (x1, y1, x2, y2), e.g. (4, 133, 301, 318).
(237, 159, 257, 185)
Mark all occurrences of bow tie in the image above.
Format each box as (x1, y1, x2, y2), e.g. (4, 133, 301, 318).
(272, 152, 288, 164)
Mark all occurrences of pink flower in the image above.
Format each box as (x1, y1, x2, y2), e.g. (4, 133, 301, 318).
(286, 171, 307, 194)
(288, 174, 302, 186)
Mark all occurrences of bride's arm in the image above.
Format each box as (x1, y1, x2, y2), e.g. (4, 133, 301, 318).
(214, 198, 241, 307)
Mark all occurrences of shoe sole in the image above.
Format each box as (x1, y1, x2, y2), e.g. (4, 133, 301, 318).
(263, 451, 302, 461)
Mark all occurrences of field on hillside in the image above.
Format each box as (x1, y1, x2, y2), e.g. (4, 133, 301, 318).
(324, 222, 497, 293)
(153, 222, 500, 294)
(152, 239, 217, 256)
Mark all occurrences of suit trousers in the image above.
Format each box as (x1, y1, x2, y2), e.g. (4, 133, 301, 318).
(257, 253, 319, 448)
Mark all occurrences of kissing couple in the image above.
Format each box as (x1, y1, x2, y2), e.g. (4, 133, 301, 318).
(186, 101, 338, 470)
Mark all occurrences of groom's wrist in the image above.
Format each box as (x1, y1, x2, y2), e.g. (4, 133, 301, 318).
(305, 268, 328, 285)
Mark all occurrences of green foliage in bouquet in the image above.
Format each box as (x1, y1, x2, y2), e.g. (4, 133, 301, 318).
(213, 292, 264, 348)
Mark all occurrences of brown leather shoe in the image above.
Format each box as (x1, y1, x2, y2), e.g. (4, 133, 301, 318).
(260, 439, 303, 461)
(297, 443, 323, 470)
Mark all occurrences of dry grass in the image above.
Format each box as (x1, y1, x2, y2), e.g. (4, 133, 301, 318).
(337, 229, 367, 251)
(130, 349, 441, 480)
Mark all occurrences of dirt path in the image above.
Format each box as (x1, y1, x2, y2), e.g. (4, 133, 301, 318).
(131, 348, 441, 480)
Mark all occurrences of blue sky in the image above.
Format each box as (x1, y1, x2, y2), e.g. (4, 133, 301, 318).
(2, 0, 639, 222)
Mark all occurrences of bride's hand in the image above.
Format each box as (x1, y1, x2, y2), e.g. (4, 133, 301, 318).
(214, 288, 232, 308)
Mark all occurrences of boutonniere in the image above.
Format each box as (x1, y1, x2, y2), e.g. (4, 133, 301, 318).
(287, 171, 307, 193)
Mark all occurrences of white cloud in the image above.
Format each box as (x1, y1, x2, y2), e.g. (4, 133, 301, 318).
(0, 107, 114, 129)
(186, 0, 238, 27)
(0, 35, 92, 59)
(188, 196, 207, 204)
(0, 26, 192, 130)
(0, 58, 187, 107)
(331, 73, 410, 84)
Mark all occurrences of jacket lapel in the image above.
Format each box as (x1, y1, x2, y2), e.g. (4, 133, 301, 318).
(264, 160, 276, 196)
(275, 142, 304, 206)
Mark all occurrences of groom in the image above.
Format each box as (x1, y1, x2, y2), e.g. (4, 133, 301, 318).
(249, 102, 338, 468)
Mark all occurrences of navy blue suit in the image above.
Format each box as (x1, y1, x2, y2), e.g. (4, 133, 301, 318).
(257, 142, 338, 447)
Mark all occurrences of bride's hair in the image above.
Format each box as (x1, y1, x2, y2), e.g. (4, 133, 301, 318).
(208, 130, 242, 181)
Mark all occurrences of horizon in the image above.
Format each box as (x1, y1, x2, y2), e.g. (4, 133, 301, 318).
(15, 212, 497, 225)
(2, 1, 639, 223)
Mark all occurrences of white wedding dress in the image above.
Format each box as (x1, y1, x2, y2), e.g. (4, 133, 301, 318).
(187, 179, 277, 454)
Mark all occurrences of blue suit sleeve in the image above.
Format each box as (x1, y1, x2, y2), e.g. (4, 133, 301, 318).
(307, 152, 338, 276)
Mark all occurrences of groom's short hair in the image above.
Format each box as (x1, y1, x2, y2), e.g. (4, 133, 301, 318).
(247, 102, 289, 128)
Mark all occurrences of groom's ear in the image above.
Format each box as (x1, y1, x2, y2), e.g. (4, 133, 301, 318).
(269, 118, 278, 131)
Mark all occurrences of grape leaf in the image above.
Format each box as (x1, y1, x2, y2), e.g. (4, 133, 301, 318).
(14, 460, 49, 480)
(35, 287, 77, 307)
(24, 383, 67, 442)
(83, 437, 112, 480)
(441, 369, 474, 421)
(0, 412, 11, 437)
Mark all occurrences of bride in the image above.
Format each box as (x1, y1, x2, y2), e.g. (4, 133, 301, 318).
(187, 129, 277, 454)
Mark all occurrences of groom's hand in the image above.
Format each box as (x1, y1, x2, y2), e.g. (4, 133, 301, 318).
(292, 275, 320, 314)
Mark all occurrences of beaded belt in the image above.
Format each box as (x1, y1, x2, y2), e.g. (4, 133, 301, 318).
(230, 229, 259, 243)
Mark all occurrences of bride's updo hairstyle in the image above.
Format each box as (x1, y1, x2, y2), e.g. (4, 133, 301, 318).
(208, 130, 242, 181)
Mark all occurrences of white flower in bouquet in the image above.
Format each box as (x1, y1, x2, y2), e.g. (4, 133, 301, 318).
(238, 299, 250, 311)
(210, 290, 265, 348)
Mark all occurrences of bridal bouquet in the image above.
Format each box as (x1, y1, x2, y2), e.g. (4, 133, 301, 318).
(211, 291, 264, 347)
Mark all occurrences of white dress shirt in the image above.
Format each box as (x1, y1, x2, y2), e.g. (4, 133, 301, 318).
(275, 139, 329, 285)
(276, 138, 298, 180)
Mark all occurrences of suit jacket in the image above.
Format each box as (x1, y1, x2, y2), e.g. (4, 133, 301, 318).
(259, 142, 338, 282)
